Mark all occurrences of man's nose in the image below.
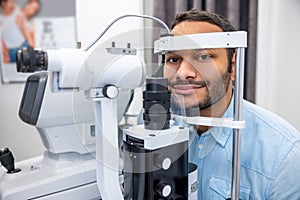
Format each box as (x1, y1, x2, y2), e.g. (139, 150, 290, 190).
(176, 59, 197, 80)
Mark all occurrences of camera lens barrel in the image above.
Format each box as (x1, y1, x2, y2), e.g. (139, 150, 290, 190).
(16, 46, 48, 73)
(143, 78, 171, 130)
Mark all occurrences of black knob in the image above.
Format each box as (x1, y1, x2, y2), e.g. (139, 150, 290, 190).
(0, 148, 21, 174)
(154, 154, 171, 170)
(103, 84, 119, 99)
(155, 181, 172, 197)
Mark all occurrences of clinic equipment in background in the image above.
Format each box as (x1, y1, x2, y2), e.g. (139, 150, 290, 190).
(0, 14, 247, 200)
(0, 47, 101, 199)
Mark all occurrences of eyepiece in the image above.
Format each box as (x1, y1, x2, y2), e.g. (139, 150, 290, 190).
(16, 46, 48, 73)
(143, 78, 171, 130)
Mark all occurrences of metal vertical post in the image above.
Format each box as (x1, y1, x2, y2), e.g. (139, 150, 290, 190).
(231, 47, 245, 200)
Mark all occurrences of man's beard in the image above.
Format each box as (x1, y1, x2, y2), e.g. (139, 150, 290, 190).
(169, 70, 232, 113)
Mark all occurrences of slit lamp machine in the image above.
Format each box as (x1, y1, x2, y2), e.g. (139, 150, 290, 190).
(0, 15, 247, 200)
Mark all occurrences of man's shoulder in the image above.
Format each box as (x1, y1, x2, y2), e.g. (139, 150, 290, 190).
(242, 99, 299, 140)
(240, 100, 300, 178)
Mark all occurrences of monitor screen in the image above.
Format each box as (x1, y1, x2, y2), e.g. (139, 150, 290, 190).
(19, 72, 48, 125)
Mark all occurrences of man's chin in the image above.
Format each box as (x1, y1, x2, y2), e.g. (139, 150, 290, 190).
(173, 99, 200, 109)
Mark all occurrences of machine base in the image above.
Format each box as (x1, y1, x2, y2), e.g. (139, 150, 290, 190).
(0, 152, 100, 200)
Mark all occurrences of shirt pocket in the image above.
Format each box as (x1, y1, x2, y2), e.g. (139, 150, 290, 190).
(209, 176, 250, 200)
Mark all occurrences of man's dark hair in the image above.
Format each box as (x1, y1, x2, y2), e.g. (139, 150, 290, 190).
(0, 0, 8, 5)
(171, 9, 236, 72)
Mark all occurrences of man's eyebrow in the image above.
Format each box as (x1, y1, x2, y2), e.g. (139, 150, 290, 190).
(192, 48, 216, 52)
(166, 48, 216, 54)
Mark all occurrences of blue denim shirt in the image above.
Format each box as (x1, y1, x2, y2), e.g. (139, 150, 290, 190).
(188, 98, 300, 200)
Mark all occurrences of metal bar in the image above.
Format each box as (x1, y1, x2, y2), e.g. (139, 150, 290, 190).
(84, 14, 171, 51)
(231, 47, 245, 200)
(154, 31, 248, 54)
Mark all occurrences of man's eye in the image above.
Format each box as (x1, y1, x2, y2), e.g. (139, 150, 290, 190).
(197, 54, 212, 61)
(167, 57, 181, 63)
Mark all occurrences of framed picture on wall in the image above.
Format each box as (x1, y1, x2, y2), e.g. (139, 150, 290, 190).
(0, 0, 77, 83)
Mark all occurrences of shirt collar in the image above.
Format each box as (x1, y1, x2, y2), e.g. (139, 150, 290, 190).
(201, 95, 234, 147)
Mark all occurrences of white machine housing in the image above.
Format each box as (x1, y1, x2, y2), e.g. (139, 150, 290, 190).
(0, 46, 145, 199)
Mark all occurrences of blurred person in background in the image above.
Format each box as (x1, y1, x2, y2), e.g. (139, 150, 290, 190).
(0, 0, 38, 63)
(21, 0, 40, 47)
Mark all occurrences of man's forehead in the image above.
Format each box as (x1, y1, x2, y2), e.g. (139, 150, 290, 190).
(172, 21, 223, 36)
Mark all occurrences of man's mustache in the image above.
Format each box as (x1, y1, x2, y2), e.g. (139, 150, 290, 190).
(169, 80, 208, 88)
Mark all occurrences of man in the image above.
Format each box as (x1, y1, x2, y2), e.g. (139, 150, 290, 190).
(22, 0, 40, 48)
(164, 9, 300, 199)
(0, 0, 33, 63)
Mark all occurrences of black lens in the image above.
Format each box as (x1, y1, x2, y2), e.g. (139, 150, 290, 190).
(143, 78, 171, 130)
(16, 46, 48, 73)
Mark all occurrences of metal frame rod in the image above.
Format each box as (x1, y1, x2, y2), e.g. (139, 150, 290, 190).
(84, 14, 171, 51)
(231, 47, 245, 200)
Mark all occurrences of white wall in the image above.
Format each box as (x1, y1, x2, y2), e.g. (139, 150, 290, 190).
(0, 0, 143, 161)
(0, 83, 44, 161)
(76, 0, 143, 50)
(256, 0, 300, 130)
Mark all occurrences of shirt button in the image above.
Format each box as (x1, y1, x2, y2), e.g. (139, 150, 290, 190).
(198, 144, 203, 149)
(227, 191, 231, 196)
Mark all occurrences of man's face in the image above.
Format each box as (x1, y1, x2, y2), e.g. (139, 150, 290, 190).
(1, 0, 15, 13)
(164, 21, 235, 111)
(23, 2, 40, 18)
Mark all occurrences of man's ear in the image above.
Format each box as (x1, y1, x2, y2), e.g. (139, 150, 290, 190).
(230, 52, 236, 81)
